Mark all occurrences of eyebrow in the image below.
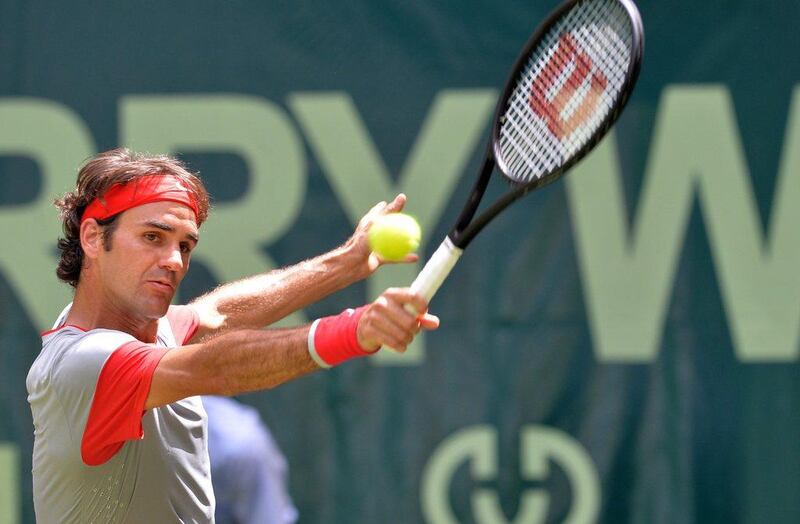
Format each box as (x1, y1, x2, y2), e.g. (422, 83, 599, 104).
(143, 219, 199, 244)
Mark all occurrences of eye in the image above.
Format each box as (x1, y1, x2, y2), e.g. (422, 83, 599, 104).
(180, 242, 193, 254)
(144, 232, 160, 242)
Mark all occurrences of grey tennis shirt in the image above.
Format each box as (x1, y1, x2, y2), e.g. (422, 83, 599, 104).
(26, 304, 214, 523)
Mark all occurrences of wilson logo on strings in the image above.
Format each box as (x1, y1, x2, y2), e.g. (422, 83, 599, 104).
(530, 33, 608, 140)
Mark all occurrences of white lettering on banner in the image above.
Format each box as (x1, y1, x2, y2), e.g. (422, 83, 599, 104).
(567, 86, 800, 361)
(0, 99, 95, 328)
(0, 86, 798, 363)
(289, 90, 496, 364)
(120, 95, 308, 328)
(0, 443, 19, 524)
(420, 425, 600, 524)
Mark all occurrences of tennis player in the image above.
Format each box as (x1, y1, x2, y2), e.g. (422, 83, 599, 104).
(25, 148, 438, 523)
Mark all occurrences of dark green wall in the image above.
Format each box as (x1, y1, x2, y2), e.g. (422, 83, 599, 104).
(1, 1, 799, 523)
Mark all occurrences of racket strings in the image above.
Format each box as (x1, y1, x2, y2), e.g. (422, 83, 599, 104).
(498, 0, 633, 184)
(507, 13, 629, 179)
(511, 3, 628, 175)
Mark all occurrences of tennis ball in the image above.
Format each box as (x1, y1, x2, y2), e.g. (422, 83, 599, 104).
(368, 213, 421, 261)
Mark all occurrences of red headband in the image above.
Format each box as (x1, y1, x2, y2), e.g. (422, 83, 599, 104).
(81, 175, 200, 224)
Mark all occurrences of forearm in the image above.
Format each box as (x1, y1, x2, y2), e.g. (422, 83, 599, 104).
(188, 194, 415, 340)
(190, 241, 368, 338)
(205, 328, 318, 394)
(147, 326, 319, 408)
(147, 286, 439, 408)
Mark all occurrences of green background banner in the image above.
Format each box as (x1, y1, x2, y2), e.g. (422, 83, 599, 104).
(2, 1, 799, 522)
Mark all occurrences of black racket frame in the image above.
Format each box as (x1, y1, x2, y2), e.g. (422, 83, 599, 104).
(448, 0, 644, 249)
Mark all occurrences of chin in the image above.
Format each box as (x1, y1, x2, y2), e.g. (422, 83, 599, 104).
(143, 297, 174, 320)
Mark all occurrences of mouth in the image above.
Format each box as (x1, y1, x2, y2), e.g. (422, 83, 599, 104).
(147, 280, 174, 292)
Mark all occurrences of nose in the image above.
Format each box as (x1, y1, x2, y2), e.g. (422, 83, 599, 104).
(159, 245, 184, 273)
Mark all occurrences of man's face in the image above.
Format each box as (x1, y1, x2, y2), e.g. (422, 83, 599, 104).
(93, 201, 199, 321)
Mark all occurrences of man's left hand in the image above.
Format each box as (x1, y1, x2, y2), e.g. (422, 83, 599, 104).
(346, 193, 419, 276)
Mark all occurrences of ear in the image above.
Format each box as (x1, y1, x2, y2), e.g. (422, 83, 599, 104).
(80, 219, 103, 260)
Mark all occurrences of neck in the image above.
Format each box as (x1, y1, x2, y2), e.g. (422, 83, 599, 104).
(66, 281, 160, 343)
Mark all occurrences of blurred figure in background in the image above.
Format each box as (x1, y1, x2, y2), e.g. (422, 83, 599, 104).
(204, 396, 298, 524)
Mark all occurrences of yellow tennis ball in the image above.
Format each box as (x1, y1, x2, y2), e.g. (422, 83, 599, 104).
(368, 213, 421, 261)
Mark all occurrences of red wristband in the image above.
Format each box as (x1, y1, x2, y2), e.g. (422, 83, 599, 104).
(308, 306, 373, 368)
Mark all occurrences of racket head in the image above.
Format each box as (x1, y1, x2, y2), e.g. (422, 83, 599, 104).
(491, 0, 644, 189)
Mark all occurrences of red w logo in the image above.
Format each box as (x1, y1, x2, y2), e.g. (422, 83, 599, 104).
(530, 33, 609, 140)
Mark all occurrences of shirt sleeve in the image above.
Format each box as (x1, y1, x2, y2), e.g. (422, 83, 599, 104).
(48, 330, 168, 466)
(79, 340, 169, 466)
(167, 305, 201, 345)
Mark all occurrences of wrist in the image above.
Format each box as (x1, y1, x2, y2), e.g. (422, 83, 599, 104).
(308, 306, 376, 368)
(320, 242, 371, 287)
(341, 233, 377, 278)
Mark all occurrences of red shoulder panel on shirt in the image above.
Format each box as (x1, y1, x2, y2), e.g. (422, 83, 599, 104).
(166, 305, 200, 345)
(81, 341, 169, 466)
(40, 324, 87, 337)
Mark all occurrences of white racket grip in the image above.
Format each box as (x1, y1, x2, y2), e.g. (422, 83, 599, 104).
(387, 238, 462, 353)
(410, 237, 463, 304)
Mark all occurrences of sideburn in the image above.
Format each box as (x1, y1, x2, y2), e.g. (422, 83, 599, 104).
(97, 215, 120, 252)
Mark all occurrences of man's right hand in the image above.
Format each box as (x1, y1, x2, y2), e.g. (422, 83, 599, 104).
(356, 288, 439, 353)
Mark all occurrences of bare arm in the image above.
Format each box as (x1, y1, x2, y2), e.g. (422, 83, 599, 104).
(147, 287, 438, 409)
(187, 194, 412, 342)
(146, 325, 316, 409)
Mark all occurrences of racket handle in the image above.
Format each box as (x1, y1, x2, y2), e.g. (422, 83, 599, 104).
(386, 237, 462, 353)
(410, 236, 463, 304)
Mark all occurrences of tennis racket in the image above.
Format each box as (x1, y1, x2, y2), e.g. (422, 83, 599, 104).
(409, 0, 644, 305)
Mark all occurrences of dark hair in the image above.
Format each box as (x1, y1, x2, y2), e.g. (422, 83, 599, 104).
(54, 148, 210, 287)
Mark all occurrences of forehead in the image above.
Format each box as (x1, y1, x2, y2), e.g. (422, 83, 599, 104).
(118, 201, 200, 236)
